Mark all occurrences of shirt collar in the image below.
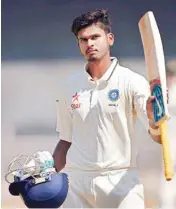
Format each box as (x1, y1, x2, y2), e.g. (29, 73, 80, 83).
(84, 57, 118, 84)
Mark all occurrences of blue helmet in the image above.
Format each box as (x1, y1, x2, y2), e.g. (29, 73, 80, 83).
(5, 151, 69, 208)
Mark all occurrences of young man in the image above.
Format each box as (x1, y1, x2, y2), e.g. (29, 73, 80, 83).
(53, 9, 162, 208)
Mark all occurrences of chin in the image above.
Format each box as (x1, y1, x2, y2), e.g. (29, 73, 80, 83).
(87, 56, 99, 62)
(88, 58, 96, 62)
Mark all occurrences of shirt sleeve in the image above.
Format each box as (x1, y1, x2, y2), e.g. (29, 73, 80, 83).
(131, 73, 151, 131)
(56, 94, 73, 143)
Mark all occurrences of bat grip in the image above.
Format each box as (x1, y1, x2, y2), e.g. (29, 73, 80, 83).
(159, 121, 174, 181)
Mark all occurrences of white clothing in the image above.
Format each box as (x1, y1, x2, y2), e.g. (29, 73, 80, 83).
(56, 57, 150, 208)
(62, 168, 144, 208)
(56, 58, 150, 171)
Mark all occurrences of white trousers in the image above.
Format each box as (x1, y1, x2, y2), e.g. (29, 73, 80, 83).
(62, 168, 145, 208)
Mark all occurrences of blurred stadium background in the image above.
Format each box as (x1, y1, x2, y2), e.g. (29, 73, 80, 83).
(1, 0, 176, 208)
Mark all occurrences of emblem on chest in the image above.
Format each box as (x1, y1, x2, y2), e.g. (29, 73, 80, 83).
(107, 89, 120, 107)
(71, 92, 81, 109)
(108, 89, 119, 101)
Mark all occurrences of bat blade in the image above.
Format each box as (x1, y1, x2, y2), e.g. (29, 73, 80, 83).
(138, 11, 174, 181)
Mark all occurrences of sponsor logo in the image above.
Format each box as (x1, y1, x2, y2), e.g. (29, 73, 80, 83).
(154, 93, 163, 117)
(151, 84, 165, 123)
(108, 103, 118, 107)
(71, 92, 81, 109)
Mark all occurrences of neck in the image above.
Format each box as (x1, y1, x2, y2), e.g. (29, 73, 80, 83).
(87, 54, 112, 80)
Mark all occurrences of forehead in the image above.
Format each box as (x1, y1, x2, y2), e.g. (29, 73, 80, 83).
(77, 24, 106, 38)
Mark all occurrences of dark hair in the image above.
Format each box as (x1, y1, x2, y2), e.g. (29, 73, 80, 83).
(71, 9, 112, 36)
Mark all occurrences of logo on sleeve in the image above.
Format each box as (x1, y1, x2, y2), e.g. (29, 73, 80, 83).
(71, 92, 81, 109)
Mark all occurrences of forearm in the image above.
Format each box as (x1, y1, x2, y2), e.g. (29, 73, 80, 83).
(53, 139, 71, 172)
(148, 120, 162, 144)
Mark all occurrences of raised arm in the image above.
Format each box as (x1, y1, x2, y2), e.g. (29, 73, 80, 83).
(131, 74, 161, 143)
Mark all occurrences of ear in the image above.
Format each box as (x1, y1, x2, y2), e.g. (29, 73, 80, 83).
(107, 33, 114, 46)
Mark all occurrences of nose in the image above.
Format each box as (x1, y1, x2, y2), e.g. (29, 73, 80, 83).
(87, 39, 94, 47)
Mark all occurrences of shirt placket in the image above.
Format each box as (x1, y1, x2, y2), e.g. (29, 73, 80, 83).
(90, 82, 99, 109)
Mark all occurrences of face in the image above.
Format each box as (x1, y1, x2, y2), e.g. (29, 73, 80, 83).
(77, 24, 114, 62)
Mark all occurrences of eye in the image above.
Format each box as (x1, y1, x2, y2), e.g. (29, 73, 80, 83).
(91, 35, 100, 40)
(79, 38, 87, 42)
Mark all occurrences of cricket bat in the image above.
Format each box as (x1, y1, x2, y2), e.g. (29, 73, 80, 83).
(138, 11, 174, 181)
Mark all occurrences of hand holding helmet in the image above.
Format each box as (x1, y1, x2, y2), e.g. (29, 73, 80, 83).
(5, 151, 69, 208)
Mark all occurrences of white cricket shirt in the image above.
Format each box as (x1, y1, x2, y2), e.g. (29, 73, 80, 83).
(56, 58, 150, 171)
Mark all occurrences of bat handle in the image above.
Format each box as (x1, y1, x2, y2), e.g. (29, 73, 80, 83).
(159, 121, 174, 181)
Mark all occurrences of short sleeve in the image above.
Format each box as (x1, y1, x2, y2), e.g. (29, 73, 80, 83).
(131, 74, 150, 131)
(56, 95, 73, 143)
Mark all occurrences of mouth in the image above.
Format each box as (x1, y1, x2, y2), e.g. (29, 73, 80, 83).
(86, 49, 97, 55)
